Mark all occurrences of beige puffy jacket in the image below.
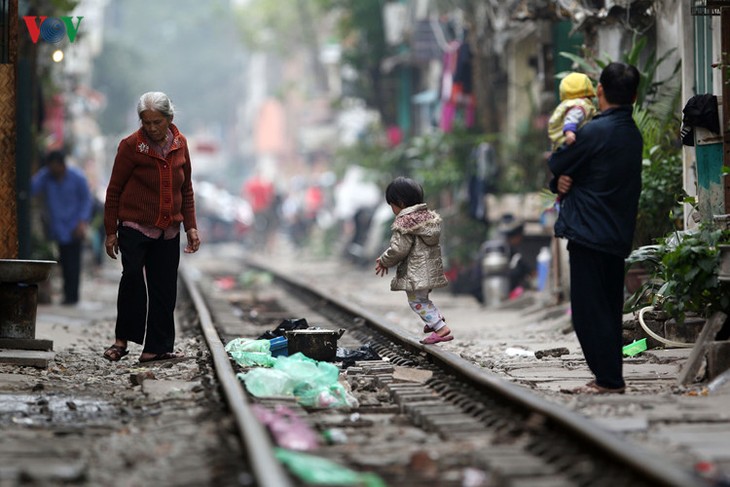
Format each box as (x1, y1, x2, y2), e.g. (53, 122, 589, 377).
(378, 203, 449, 292)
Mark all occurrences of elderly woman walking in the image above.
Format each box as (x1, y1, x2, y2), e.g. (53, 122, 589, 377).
(102, 91, 201, 363)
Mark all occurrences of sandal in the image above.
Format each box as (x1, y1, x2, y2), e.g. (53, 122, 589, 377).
(103, 345, 129, 362)
(138, 352, 185, 364)
(420, 332, 454, 345)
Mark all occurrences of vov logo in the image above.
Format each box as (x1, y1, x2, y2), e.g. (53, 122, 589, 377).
(22, 16, 84, 44)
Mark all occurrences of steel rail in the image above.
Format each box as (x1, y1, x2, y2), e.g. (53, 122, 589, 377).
(179, 264, 293, 487)
(246, 257, 703, 487)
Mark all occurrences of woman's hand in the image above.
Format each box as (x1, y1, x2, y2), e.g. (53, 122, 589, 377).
(105, 234, 118, 259)
(184, 228, 200, 254)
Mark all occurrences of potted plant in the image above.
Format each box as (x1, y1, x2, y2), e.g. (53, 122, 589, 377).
(625, 223, 730, 326)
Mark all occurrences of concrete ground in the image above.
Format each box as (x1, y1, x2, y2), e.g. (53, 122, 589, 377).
(4, 240, 730, 482)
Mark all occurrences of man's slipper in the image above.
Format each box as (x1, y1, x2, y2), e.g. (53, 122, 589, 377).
(138, 352, 186, 364)
(420, 333, 454, 345)
(561, 380, 625, 395)
(103, 345, 129, 362)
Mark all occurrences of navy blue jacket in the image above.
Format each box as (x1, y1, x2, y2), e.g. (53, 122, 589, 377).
(548, 106, 643, 258)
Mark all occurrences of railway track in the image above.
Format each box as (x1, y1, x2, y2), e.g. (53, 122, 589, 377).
(182, 249, 706, 487)
(0, 245, 714, 486)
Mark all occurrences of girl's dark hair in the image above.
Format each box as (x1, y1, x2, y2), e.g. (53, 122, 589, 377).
(385, 177, 424, 208)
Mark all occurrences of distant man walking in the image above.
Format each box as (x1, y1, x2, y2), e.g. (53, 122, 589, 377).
(32, 150, 93, 305)
(548, 62, 643, 394)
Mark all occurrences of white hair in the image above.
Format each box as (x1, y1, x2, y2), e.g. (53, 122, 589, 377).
(136, 91, 175, 119)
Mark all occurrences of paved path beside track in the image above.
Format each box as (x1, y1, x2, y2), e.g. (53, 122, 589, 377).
(13, 241, 730, 482)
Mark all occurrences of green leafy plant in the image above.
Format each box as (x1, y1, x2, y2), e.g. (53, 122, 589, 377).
(557, 34, 680, 111)
(623, 244, 664, 313)
(333, 127, 491, 201)
(632, 111, 686, 247)
(624, 224, 730, 324)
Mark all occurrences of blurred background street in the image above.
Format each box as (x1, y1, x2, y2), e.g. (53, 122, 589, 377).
(2, 0, 729, 391)
(6, 0, 715, 315)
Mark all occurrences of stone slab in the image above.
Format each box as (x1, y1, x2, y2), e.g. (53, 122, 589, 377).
(0, 373, 34, 390)
(623, 364, 683, 378)
(392, 366, 433, 383)
(592, 416, 649, 432)
(0, 349, 55, 368)
(0, 337, 53, 351)
(644, 348, 693, 360)
(650, 425, 730, 459)
(677, 312, 727, 385)
(141, 379, 199, 400)
(706, 341, 730, 379)
(665, 316, 706, 344)
(508, 367, 593, 379)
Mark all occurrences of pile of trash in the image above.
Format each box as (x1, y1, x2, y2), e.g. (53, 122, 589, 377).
(226, 318, 388, 486)
(225, 318, 380, 409)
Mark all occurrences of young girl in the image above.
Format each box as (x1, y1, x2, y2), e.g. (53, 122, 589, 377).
(375, 177, 453, 344)
(547, 72, 597, 151)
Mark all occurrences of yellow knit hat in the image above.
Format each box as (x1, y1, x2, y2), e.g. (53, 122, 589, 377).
(559, 72, 595, 101)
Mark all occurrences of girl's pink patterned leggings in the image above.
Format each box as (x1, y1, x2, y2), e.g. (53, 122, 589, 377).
(406, 290, 446, 331)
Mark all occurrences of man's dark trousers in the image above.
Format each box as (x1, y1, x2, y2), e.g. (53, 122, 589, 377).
(568, 241, 626, 389)
(58, 239, 82, 305)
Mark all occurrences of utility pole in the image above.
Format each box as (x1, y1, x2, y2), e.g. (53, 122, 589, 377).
(722, 7, 730, 213)
(397, 0, 411, 138)
(0, 0, 18, 258)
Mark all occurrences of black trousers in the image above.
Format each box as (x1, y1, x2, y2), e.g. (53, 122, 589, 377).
(58, 239, 82, 304)
(568, 241, 626, 389)
(115, 226, 180, 354)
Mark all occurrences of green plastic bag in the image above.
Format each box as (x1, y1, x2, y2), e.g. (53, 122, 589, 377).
(275, 448, 386, 486)
(297, 382, 359, 408)
(274, 353, 339, 385)
(229, 351, 277, 368)
(274, 353, 357, 407)
(238, 351, 358, 407)
(239, 368, 295, 397)
(226, 338, 277, 367)
(225, 338, 271, 353)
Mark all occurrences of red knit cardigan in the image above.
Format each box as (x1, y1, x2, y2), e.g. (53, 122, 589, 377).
(104, 123, 197, 236)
